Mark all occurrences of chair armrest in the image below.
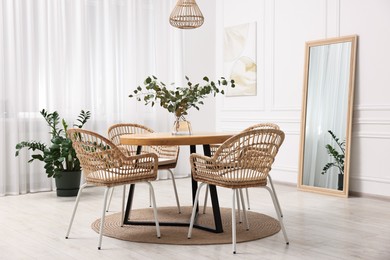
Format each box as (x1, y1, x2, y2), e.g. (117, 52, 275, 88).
(191, 153, 216, 164)
(190, 153, 219, 181)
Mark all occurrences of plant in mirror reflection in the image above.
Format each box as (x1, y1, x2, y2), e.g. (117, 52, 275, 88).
(321, 130, 345, 176)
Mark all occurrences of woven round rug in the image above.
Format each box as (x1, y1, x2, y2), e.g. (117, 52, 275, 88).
(91, 206, 281, 245)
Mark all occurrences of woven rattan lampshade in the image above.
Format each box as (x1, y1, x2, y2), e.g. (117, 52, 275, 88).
(169, 0, 204, 29)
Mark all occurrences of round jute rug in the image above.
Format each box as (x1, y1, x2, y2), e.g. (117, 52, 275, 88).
(91, 206, 281, 245)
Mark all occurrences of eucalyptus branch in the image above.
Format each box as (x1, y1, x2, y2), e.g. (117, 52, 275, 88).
(129, 75, 235, 118)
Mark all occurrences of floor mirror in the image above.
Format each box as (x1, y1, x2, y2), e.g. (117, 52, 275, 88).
(298, 35, 357, 197)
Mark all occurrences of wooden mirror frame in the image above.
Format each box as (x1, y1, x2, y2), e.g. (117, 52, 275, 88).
(298, 35, 357, 197)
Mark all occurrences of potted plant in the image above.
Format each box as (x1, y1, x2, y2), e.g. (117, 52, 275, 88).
(321, 130, 345, 191)
(15, 109, 91, 196)
(129, 75, 235, 134)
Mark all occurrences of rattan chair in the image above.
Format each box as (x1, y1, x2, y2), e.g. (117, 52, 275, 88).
(106, 123, 181, 213)
(204, 123, 282, 216)
(65, 128, 160, 250)
(188, 129, 289, 254)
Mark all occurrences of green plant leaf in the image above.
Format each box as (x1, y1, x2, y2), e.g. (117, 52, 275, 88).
(128, 75, 235, 118)
(15, 109, 91, 177)
(145, 77, 152, 84)
(322, 130, 346, 175)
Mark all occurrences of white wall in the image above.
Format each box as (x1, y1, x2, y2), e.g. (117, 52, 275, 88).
(183, 0, 390, 197)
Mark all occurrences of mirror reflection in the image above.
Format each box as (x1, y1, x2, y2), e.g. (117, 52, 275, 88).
(298, 35, 357, 197)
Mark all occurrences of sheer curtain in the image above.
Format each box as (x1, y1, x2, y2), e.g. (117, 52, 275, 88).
(0, 0, 183, 196)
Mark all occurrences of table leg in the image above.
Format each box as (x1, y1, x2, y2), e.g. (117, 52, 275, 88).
(202, 144, 223, 233)
(123, 145, 142, 225)
(123, 184, 135, 224)
(190, 145, 198, 213)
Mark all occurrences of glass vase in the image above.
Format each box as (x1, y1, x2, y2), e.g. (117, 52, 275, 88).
(172, 115, 192, 135)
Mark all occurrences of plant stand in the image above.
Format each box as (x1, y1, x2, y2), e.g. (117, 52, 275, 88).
(55, 171, 81, 197)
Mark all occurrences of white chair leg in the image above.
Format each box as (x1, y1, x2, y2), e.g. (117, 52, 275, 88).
(264, 186, 289, 244)
(268, 175, 283, 217)
(239, 189, 249, 230)
(65, 183, 88, 239)
(98, 187, 111, 250)
(245, 188, 250, 210)
(145, 182, 161, 238)
(188, 183, 206, 238)
(148, 172, 160, 207)
(232, 189, 237, 254)
(121, 185, 126, 227)
(203, 184, 209, 214)
(149, 185, 152, 207)
(106, 186, 115, 212)
(167, 169, 181, 213)
(236, 189, 242, 223)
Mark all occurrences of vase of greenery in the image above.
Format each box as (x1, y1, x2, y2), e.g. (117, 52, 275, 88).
(129, 75, 235, 135)
(15, 109, 91, 196)
(172, 115, 193, 135)
(321, 130, 345, 191)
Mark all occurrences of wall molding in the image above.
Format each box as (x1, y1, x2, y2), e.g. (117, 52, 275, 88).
(352, 132, 390, 139)
(350, 176, 390, 185)
(220, 105, 266, 112)
(354, 105, 390, 111)
(219, 117, 301, 135)
(221, 126, 299, 136)
(219, 117, 300, 123)
(271, 106, 301, 111)
(353, 119, 390, 125)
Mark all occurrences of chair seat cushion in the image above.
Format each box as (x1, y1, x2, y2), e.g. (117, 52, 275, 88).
(86, 169, 156, 186)
(194, 168, 268, 189)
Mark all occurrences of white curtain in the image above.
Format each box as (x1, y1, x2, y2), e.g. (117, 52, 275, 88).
(0, 0, 184, 196)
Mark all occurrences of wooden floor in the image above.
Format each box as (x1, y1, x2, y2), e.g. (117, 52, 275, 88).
(0, 177, 389, 260)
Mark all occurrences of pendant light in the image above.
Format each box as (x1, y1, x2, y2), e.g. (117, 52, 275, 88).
(169, 0, 204, 29)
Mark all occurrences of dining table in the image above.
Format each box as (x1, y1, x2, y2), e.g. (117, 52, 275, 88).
(120, 131, 235, 233)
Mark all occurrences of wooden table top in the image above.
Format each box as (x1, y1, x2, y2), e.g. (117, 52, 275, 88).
(120, 132, 235, 146)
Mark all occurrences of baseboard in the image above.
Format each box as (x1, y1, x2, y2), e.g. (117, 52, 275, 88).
(274, 181, 390, 201)
(349, 191, 390, 201)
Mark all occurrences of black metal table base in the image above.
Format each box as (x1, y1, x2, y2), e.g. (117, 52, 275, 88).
(123, 144, 223, 234)
(123, 220, 221, 234)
